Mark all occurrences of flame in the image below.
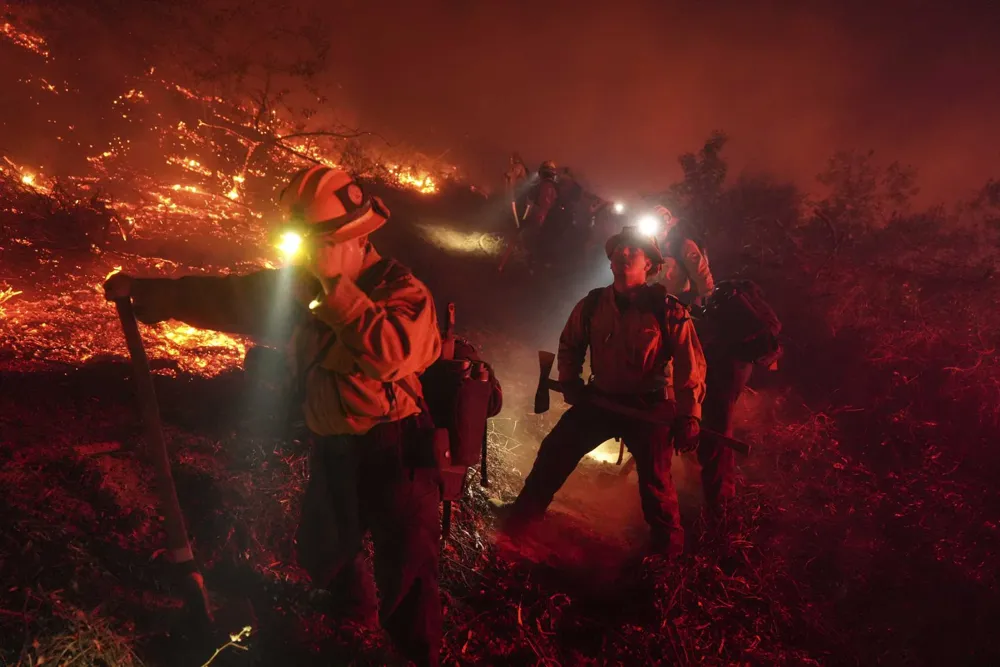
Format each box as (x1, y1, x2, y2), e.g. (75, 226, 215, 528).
(156, 322, 247, 366)
(386, 164, 437, 194)
(0, 14, 454, 380)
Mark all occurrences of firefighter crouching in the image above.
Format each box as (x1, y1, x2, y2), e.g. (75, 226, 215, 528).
(104, 166, 445, 667)
(501, 226, 707, 557)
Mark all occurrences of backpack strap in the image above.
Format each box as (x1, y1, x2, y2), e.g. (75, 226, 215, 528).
(656, 288, 686, 361)
(580, 287, 605, 356)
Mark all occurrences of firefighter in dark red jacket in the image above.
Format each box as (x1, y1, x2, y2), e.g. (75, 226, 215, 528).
(519, 160, 560, 270)
(501, 226, 707, 557)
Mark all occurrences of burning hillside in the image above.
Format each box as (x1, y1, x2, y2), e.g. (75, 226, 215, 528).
(0, 16, 448, 376)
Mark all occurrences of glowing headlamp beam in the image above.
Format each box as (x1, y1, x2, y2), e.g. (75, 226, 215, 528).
(637, 214, 660, 237)
(277, 231, 303, 258)
(613, 201, 625, 214)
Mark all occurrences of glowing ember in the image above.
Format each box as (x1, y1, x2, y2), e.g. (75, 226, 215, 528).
(0, 286, 22, 318)
(20, 173, 35, 186)
(102, 266, 125, 286)
(155, 322, 247, 369)
(0, 22, 50, 58)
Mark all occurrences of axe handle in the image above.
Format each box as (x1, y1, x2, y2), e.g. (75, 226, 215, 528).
(115, 299, 213, 623)
(546, 379, 751, 456)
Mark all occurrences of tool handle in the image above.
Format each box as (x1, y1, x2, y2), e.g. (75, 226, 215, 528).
(114, 299, 212, 622)
(480, 428, 490, 488)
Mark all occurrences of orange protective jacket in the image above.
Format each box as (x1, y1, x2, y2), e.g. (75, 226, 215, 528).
(557, 284, 707, 419)
(130, 259, 441, 436)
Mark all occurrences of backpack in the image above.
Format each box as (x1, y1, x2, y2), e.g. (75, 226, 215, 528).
(702, 279, 782, 366)
(419, 335, 502, 500)
(411, 305, 502, 542)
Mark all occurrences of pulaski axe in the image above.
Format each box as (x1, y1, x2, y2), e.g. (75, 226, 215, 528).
(533, 350, 751, 456)
(114, 298, 213, 628)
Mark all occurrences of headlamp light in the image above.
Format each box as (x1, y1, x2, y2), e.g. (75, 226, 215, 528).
(637, 214, 660, 237)
(277, 230, 304, 258)
(613, 201, 625, 214)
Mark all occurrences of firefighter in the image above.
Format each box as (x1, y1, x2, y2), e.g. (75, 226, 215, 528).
(501, 226, 707, 557)
(698, 337, 751, 522)
(504, 152, 528, 214)
(103, 166, 444, 667)
(696, 280, 781, 523)
(497, 160, 559, 273)
(653, 205, 714, 302)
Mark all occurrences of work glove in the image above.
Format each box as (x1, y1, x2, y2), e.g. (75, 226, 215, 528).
(562, 378, 587, 406)
(672, 416, 701, 453)
(290, 266, 323, 309)
(102, 273, 169, 324)
(103, 272, 133, 301)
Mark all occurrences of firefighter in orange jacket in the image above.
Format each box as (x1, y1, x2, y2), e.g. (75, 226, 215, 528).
(502, 226, 707, 557)
(104, 167, 444, 667)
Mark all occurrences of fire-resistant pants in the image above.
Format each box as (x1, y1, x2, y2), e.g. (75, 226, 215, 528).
(698, 356, 752, 512)
(508, 402, 683, 555)
(295, 415, 442, 667)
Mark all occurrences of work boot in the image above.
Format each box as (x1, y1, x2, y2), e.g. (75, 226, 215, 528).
(649, 532, 685, 560)
(490, 499, 538, 539)
(313, 554, 380, 630)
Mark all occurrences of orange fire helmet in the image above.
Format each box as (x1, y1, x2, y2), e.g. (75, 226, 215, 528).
(278, 165, 389, 242)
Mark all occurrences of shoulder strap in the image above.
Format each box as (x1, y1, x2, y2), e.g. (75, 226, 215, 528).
(657, 290, 688, 359)
(580, 287, 604, 352)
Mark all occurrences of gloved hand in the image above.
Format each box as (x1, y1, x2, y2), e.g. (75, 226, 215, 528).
(103, 272, 133, 301)
(290, 267, 323, 308)
(102, 273, 169, 324)
(562, 379, 587, 406)
(672, 416, 701, 453)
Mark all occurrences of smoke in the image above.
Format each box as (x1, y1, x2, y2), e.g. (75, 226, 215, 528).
(7, 0, 999, 201)
(328, 0, 1000, 201)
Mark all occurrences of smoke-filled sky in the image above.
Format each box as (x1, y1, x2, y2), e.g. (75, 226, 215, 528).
(320, 0, 1000, 201)
(11, 0, 1000, 201)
